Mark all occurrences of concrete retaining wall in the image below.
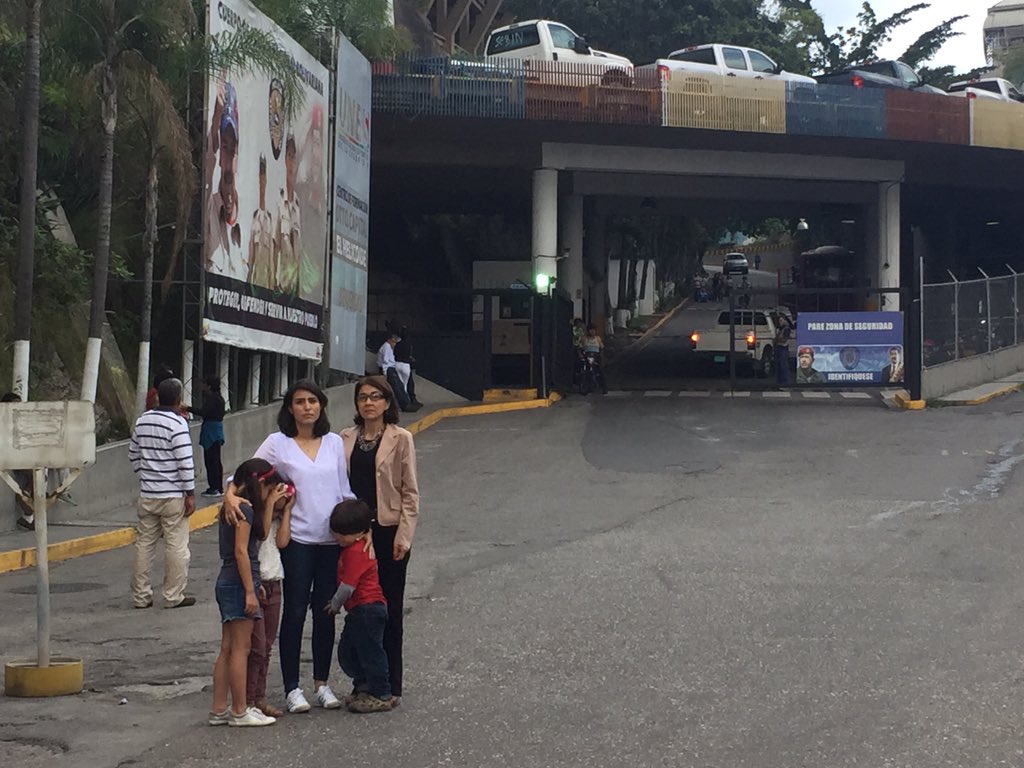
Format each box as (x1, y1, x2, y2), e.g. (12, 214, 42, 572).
(922, 345, 1024, 400)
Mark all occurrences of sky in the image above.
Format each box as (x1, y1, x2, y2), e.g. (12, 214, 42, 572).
(812, 0, 989, 70)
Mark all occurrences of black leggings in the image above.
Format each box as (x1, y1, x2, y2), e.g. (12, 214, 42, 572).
(203, 442, 223, 492)
(372, 523, 410, 696)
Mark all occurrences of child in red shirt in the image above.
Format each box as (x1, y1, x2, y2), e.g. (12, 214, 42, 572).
(326, 500, 394, 714)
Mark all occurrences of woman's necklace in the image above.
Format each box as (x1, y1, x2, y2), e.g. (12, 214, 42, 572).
(357, 425, 383, 452)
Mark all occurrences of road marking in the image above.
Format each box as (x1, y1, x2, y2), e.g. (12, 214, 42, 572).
(678, 391, 711, 397)
(643, 390, 673, 397)
(840, 392, 873, 399)
(762, 391, 791, 398)
(605, 391, 630, 398)
(801, 391, 831, 399)
(722, 391, 751, 398)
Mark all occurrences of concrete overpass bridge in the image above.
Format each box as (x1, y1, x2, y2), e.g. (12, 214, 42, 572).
(367, 60, 1024, 398)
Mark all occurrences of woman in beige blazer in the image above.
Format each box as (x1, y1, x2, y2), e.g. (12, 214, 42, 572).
(341, 375, 419, 704)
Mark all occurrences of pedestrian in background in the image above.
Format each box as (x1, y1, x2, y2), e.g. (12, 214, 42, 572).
(209, 458, 289, 728)
(224, 379, 354, 714)
(342, 375, 419, 706)
(377, 331, 412, 411)
(128, 378, 196, 609)
(774, 314, 793, 387)
(394, 325, 422, 410)
(246, 476, 294, 719)
(145, 364, 175, 411)
(190, 375, 227, 497)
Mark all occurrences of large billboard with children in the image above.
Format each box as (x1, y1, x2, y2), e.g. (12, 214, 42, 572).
(203, 0, 329, 360)
(329, 33, 372, 376)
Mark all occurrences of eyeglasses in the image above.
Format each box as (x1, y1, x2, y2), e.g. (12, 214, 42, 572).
(356, 392, 386, 403)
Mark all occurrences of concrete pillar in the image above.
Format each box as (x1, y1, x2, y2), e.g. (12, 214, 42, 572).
(877, 182, 901, 311)
(584, 207, 608, 329)
(532, 169, 558, 288)
(245, 354, 261, 409)
(218, 346, 231, 412)
(560, 194, 584, 317)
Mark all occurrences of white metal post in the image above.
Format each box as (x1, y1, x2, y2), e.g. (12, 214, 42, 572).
(33, 467, 50, 668)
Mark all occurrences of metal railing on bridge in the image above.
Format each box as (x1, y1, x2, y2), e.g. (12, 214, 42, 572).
(372, 56, 1024, 150)
(922, 270, 1024, 368)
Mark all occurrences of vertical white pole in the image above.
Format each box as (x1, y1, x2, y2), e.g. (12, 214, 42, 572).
(560, 194, 584, 317)
(134, 341, 151, 417)
(80, 337, 102, 403)
(181, 340, 195, 410)
(247, 354, 261, 409)
(12, 340, 30, 400)
(218, 346, 231, 412)
(33, 467, 50, 668)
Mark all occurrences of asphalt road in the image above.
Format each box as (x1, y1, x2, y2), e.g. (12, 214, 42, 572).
(5, 393, 1024, 767)
(609, 268, 785, 391)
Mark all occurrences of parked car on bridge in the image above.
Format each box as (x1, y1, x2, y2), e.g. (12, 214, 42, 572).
(484, 20, 634, 84)
(639, 44, 816, 84)
(815, 60, 945, 94)
(948, 77, 1024, 103)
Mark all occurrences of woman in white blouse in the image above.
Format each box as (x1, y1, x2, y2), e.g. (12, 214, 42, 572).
(226, 379, 354, 714)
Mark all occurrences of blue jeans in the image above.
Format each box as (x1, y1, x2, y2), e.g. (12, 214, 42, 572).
(279, 541, 341, 694)
(338, 602, 391, 700)
(775, 347, 791, 385)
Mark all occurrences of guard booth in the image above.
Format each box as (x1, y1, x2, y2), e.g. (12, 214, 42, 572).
(366, 288, 574, 399)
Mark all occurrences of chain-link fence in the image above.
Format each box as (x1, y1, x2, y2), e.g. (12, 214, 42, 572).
(923, 273, 1022, 367)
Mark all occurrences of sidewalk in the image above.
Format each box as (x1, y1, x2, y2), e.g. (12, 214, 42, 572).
(0, 386, 564, 573)
(934, 372, 1024, 406)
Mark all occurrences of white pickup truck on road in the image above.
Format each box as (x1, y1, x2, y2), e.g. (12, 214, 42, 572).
(689, 309, 787, 376)
(639, 44, 816, 84)
(948, 77, 1024, 103)
(484, 19, 634, 83)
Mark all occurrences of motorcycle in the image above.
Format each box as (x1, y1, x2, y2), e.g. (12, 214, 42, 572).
(578, 351, 601, 395)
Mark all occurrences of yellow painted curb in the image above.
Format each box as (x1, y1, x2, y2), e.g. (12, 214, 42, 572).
(0, 393, 565, 574)
(483, 388, 539, 403)
(5, 657, 84, 697)
(941, 384, 1021, 407)
(893, 391, 926, 410)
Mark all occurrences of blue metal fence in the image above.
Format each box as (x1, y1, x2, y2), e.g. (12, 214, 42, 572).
(785, 82, 887, 140)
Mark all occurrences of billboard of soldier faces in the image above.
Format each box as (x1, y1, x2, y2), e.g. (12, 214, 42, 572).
(794, 312, 905, 385)
(329, 34, 372, 375)
(203, 0, 329, 361)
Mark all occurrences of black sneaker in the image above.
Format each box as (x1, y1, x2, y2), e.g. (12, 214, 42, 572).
(16, 517, 34, 531)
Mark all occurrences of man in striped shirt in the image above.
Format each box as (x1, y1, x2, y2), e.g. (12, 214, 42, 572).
(128, 377, 197, 609)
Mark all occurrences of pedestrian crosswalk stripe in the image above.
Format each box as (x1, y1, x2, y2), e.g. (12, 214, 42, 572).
(763, 391, 791, 398)
(643, 390, 673, 397)
(840, 392, 872, 399)
(801, 391, 831, 399)
(722, 391, 751, 397)
(678, 391, 711, 397)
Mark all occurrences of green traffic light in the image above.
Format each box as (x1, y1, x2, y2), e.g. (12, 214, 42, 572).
(535, 273, 551, 292)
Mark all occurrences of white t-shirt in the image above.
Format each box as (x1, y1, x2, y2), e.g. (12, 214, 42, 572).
(253, 431, 354, 545)
(258, 519, 284, 581)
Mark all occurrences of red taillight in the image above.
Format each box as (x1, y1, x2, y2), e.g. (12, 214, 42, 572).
(657, 64, 671, 82)
(690, 332, 699, 349)
(967, 91, 977, 99)
(746, 333, 756, 350)
(852, 74, 864, 89)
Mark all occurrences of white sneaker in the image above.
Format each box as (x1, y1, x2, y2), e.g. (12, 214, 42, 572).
(228, 707, 276, 727)
(286, 688, 311, 713)
(208, 709, 230, 726)
(315, 684, 342, 710)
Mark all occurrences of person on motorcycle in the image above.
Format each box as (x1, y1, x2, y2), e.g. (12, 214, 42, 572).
(580, 325, 608, 395)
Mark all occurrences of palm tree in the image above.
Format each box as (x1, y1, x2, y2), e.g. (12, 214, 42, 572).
(13, 0, 42, 399)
